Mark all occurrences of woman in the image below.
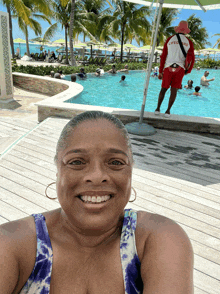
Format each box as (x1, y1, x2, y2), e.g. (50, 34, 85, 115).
(0, 111, 194, 293)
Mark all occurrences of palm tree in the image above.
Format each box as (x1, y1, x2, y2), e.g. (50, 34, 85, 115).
(155, 8, 179, 47)
(100, 0, 150, 62)
(0, 0, 31, 58)
(69, 0, 76, 66)
(47, 0, 97, 64)
(0, 0, 52, 58)
(12, 0, 52, 56)
(212, 34, 220, 49)
(185, 14, 210, 50)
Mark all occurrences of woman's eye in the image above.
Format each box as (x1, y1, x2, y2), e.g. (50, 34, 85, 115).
(69, 160, 84, 165)
(110, 160, 124, 165)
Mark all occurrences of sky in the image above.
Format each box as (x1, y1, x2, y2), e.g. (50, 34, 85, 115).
(0, 3, 219, 48)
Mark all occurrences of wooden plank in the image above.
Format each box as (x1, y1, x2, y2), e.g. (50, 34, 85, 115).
(0, 199, 28, 221)
(194, 255, 220, 281)
(191, 240, 220, 265)
(0, 160, 54, 186)
(131, 144, 220, 182)
(194, 270, 220, 294)
(18, 141, 56, 159)
(0, 176, 60, 210)
(2, 155, 56, 179)
(132, 179, 220, 221)
(194, 287, 211, 294)
(132, 189, 220, 239)
(0, 215, 10, 225)
(0, 187, 48, 214)
(0, 118, 36, 131)
(14, 144, 55, 164)
(21, 137, 56, 152)
(128, 202, 220, 252)
(8, 149, 56, 171)
(133, 168, 220, 203)
(133, 162, 220, 192)
(132, 175, 220, 209)
(0, 165, 50, 196)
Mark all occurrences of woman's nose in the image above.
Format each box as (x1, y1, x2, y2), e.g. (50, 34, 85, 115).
(84, 162, 109, 183)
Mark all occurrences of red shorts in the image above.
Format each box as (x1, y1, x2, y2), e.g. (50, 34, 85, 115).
(162, 66, 185, 89)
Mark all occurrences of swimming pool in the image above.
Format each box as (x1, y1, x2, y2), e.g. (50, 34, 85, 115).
(64, 69, 220, 118)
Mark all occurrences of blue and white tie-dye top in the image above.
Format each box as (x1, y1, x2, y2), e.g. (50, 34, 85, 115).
(20, 208, 143, 294)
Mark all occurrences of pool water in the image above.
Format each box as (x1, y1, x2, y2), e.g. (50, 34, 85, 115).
(64, 69, 220, 118)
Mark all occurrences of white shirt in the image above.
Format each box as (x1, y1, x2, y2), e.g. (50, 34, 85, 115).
(164, 34, 190, 69)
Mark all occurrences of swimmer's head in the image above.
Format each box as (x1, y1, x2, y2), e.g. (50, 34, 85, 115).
(195, 86, 200, 92)
(121, 75, 126, 81)
(188, 80, 193, 86)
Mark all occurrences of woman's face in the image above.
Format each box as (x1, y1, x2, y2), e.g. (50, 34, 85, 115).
(56, 119, 133, 232)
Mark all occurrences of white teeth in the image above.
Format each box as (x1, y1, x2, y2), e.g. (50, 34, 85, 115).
(80, 195, 111, 203)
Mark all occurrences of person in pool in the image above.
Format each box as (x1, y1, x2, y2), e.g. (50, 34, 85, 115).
(184, 80, 193, 89)
(95, 68, 101, 77)
(0, 111, 194, 294)
(119, 75, 126, 82)
(200, 71, 215, 86)
(77, 67, 87, 78)
(118, 64, 129, 73)
(71, 74, 77, 82)
(107, 65, 117, 74)
(193, 86, 201, 96)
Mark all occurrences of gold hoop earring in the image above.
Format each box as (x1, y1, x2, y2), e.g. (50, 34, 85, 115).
(45, 182, 57, 200)
(129, 187, 137, 202)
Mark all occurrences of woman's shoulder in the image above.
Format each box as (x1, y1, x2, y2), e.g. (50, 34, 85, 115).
(136, 210, 188, 240)
(0, 215, 37, 258)
(0, 215, 36, 240)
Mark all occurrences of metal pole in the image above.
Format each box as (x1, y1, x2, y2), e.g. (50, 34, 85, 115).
(139, 0, 164, 124)
(194, 0, 206, 12)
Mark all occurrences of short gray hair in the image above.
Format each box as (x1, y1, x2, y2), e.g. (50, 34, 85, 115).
(54, 111, 134, 165)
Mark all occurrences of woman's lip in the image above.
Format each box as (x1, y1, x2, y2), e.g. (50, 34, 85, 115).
(77, 196, 112, 209)
(76, 192, 114, 197)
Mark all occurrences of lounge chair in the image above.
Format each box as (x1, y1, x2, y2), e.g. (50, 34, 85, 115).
(34, 53, 39, 61)
(38, 53, 44, 61)
(57, 54, 63, 63)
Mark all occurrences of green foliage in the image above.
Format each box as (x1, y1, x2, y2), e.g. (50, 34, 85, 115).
(194, 58, 220, 68)
(12, 62, 161, 76)
(186, 14, 210, 50)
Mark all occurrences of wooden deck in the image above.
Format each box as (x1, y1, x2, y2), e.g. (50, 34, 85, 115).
(0, 116, 219, 294)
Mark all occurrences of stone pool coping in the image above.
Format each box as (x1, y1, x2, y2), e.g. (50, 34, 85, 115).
(13, 72, 220, 134)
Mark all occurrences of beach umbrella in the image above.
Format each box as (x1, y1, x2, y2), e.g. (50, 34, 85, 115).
(124, 44, 138, 56)
(53, 39, 66, 46)
(200, 48, 220, 59)
(108, 42, 121, 50)
(14, 38, 26, 43)
(139, 45, 151, 51)
(29, 37, 50, 52)
(14, 38, 26, 55)
(123, 0, 220, 136)
(86, 41, 99, 58)
(75, 43, 88, 59)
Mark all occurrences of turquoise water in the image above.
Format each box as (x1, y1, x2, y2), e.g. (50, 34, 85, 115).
(13, 43, 110, 57)
(64, 69, 220, 118)
(14, 43, 61, 56)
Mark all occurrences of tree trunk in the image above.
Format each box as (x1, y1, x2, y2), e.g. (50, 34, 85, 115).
(25, 26, 30, 57)
(69, 0, 76, 66)
(120, 23, 125, 63)
(65, 26, 69, 64)
(6, 4, 15, 59)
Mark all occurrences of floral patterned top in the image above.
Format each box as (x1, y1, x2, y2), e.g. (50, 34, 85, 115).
(20, 208, 143, 294)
